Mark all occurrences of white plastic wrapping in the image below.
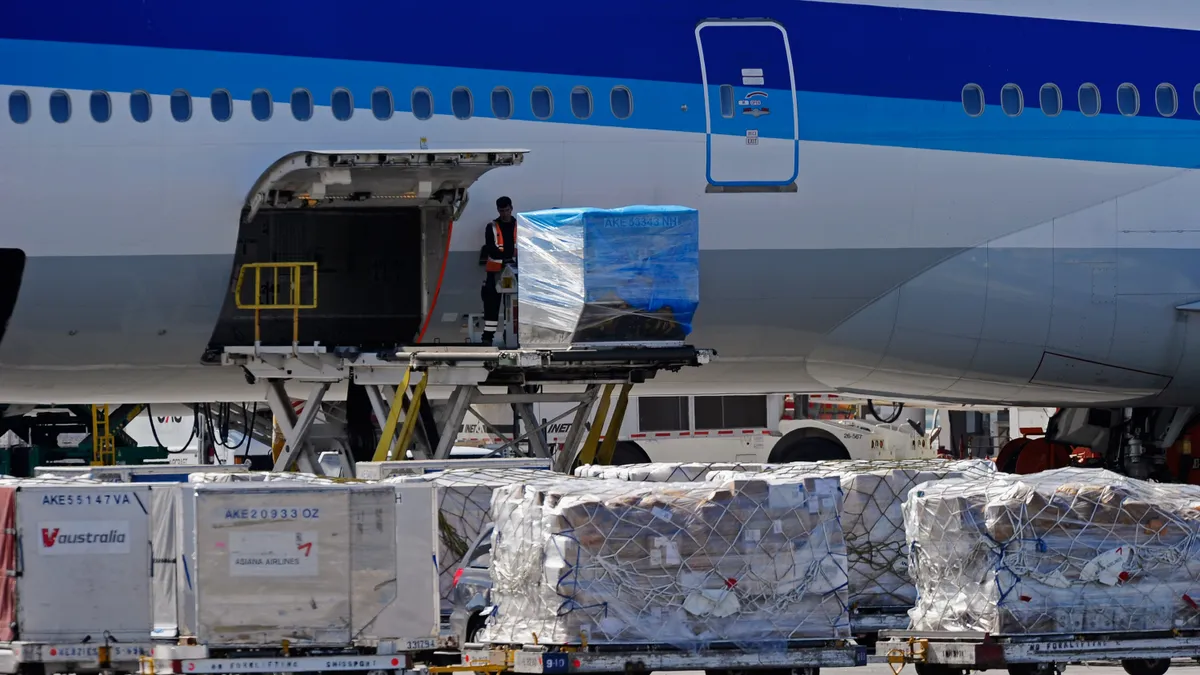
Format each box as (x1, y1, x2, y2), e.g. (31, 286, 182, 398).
(904, 467, 1200, 634)
(576, 459, 996, 610)
(480, 475, 850, 648)
(386, 468, 574, 609)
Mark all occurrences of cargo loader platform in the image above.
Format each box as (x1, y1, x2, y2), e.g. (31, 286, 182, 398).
(220, 344, 715, 476)
(877, 629, 1198, 675)
(438, 640, 868, 675)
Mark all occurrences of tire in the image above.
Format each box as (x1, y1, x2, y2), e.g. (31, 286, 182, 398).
(914, 665, 966, 675)
(607, 440, 651, 465)
(769, 432, 851, 463)
(1123, 659, 1170, 675)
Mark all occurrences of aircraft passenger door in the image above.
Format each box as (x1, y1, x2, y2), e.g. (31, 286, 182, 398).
(695, 19, 799, 193)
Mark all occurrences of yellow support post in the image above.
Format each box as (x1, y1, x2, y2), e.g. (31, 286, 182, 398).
(90, 404, 115, 466)
(574, 384, 615, 467)
(372, 367, 413, 462)
(595, 383, 633, 465)
(390, 373, 429, 461)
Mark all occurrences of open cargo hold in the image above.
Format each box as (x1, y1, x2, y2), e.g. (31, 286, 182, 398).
(152, 480, 439, 647)
(904, 466, 1200, 634)
(576, 459, 997, 611)
(517, 205, 700, 348)
(0, 480, 152, 643)
(479, 474, 851, 648)
(386, 468, 576, 610)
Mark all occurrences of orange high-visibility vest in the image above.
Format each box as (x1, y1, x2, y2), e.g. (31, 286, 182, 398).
(485, 220, 506, 272)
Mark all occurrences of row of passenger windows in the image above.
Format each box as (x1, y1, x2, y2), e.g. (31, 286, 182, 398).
(962, 82, 1197, 118)
(5, 85, 636, 124)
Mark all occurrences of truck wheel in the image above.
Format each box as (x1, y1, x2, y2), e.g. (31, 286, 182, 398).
(608, 441, 651, 465)
(769, 432, 851, 463)
(1122, 659, 1170, 675)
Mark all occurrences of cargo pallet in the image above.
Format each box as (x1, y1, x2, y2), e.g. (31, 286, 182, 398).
(222, 343, 715, 475)
(877, 629, 1200, 675)
(141, 637, 455, 675)
(0, 640, 152, 674)
(434, 640, 869, 674)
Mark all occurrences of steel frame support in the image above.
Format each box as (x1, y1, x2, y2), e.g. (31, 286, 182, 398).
(265, 380, 331, 474)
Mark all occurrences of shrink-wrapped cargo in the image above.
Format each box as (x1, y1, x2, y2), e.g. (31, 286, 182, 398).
(153, 481, 439, 646)
(577, 459, 996, 609)
(386, 468, 577, 608)
(480, 475, 850, 648)
(905, 467, 1200, 634)
(574, 462, 769, 482)
(516, 205, 700, 348)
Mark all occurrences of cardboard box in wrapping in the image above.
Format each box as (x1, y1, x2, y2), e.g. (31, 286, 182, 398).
(905, 467, 1200, 634)
(577, 459, 996, 610)
(385, 468, 575, 611)
(480, 476, 851, 648)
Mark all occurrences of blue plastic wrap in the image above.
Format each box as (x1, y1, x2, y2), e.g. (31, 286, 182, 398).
(516, 205, 700, 348)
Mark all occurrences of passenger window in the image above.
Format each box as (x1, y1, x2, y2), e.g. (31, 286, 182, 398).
(1039, 84, 1062, 116)
(371, 87, 393, 120)
(638, 396, 690, 432)
(170, 90, 192, 122)
(412, 88, 433, 120)
(290, 89, 313, 121)
(130, 90, 152, 123)
(251, 89, 272, 121)
(570, 86, 592, 119)
(8, 91, 30, 124)
(210, 89, 232, 122)
(331, 88, 353, 121)
(1194, 85, 1200, 116)
(610, 86, 633, 119)
(1156, 83, 1178, 117)
(1078, 83, 1101, 116)
(451, 87, 472, 120)
(49, 90, 71, 123)
(961, 83, 984, 117)
(89, 91, 111, 123)
(1000, 84, 1023, 117)
(531, 86, 553, 120)
(719, 84, 734, 118)
(1117, 83, 1139, 116)
(491, 87, 513, 120)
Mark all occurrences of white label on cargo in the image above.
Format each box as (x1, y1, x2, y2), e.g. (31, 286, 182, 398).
(229, 531, 318, 576)
(767, 483, 806, 510)
(651, 506, 672, 521)
(37, 520, 131, 555)
(650, 549, 662, 565)
(664, 540, 680, 564)
(773, 520, 783, 535)
(744, 528, 761, 543)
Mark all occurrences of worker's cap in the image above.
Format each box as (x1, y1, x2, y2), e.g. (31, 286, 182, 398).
(496, 196, 513, 209)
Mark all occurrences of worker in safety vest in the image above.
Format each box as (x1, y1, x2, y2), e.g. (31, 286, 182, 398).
(479, 195, 517, 344)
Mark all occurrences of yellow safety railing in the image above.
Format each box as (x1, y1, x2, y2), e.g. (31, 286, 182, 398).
(234, 262, 319, 347)
(91, 404, 115, 466)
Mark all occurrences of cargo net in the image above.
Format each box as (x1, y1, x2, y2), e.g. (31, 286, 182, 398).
(578, 459, 996, 611)
(905, 466, 1200, 635)
(386, 468, 583, 605)
(479, 475, 852, 650)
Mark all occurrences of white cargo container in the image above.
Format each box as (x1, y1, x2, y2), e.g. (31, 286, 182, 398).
(0, 480, 153, 670)
(151, 481, 440, 649)
(35, 464, 248, 483)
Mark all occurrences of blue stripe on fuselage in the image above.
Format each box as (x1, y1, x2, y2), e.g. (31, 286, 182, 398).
(0, 37, 1198, 169)
(4, 0, 1200, 121)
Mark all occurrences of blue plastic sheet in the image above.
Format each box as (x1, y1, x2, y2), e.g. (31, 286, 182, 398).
(515, 205, 700, 347)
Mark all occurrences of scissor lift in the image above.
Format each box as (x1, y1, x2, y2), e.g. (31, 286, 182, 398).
(223, 262, 714, 476)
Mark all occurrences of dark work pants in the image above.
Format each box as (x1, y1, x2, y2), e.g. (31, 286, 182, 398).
(481, 271, 501, 336)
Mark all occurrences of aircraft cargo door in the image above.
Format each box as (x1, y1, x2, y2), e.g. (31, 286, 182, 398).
(695, 19, 799, 193)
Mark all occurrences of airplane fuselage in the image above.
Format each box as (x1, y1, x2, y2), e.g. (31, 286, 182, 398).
(3, 0, 1200, 407)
